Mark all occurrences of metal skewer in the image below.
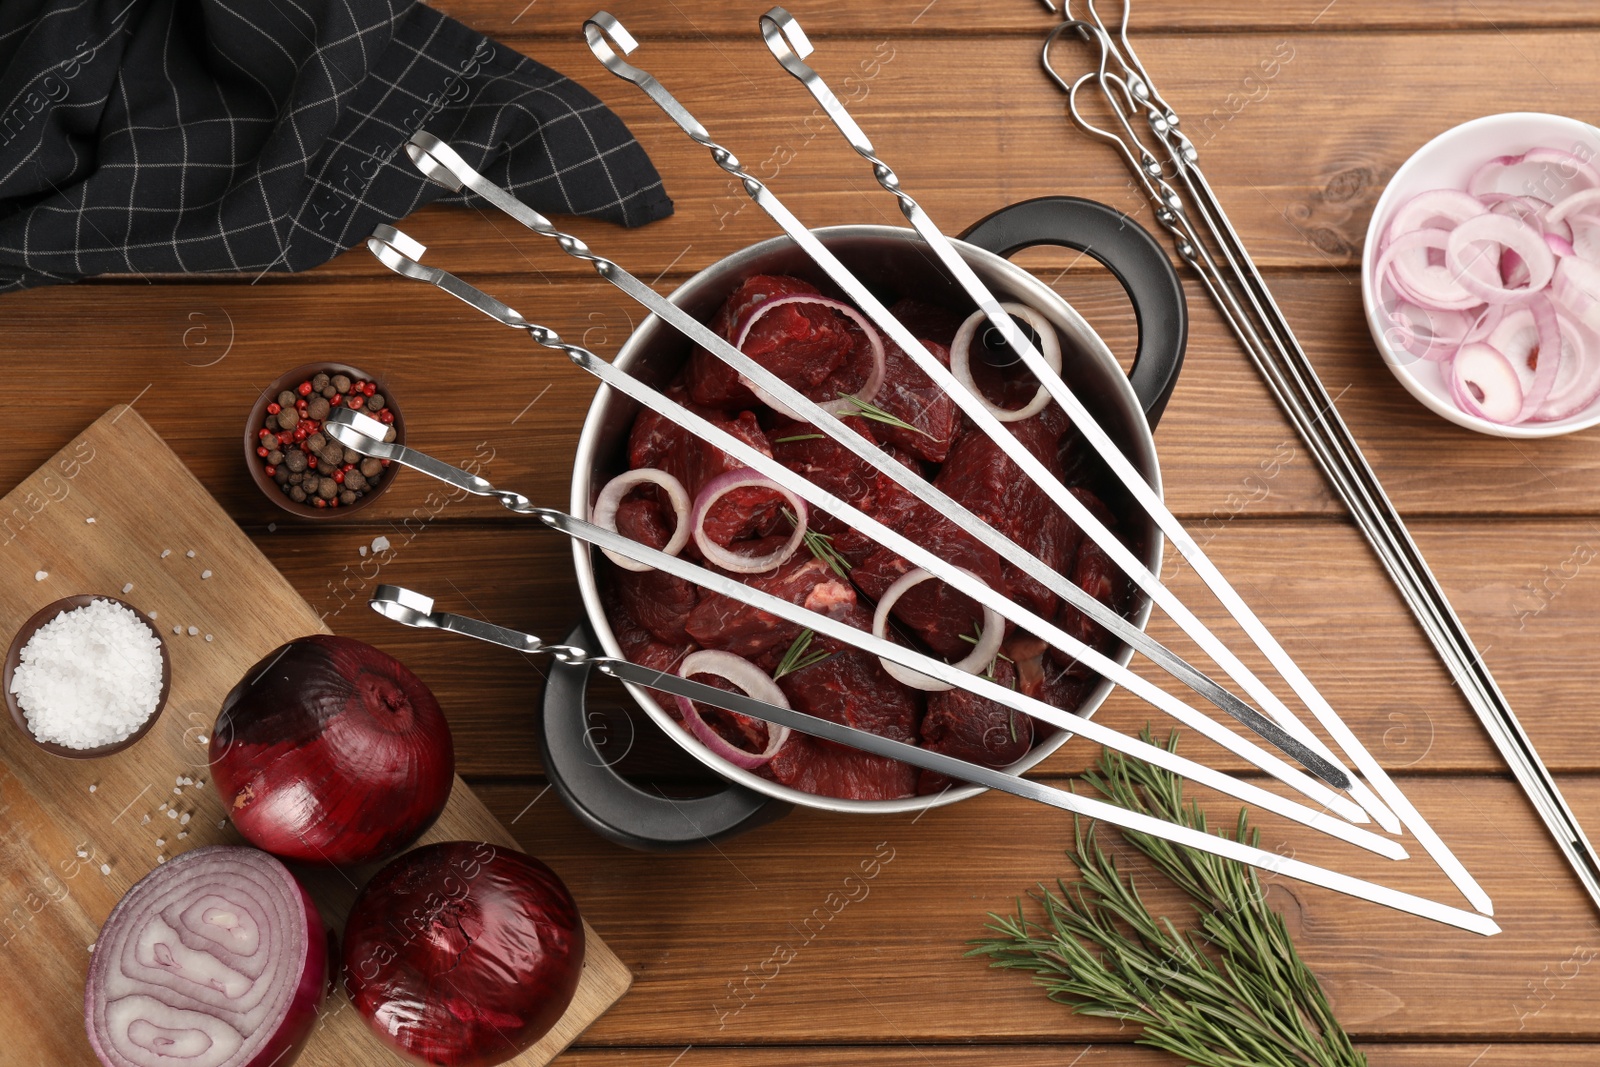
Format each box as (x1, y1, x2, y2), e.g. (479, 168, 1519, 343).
(325, 410, 1387, 853)
(384, 140, 1358, 793)
(1046, 1, 1597, 911)
(583, 11, 1416, 836)
(369, 584, 1489, 932)
(341, 248, 1362, 818)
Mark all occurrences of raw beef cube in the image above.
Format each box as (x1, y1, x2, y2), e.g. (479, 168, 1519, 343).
(604, 585, 696, 715)
(686, 556, 856, 658)
(864, 338, 960, 463)
(888, 297, 965, 348)
(627, 400, 773, 500)
(775, 604, 921, 744)
(614, 567, 699, 645)
(921, 656, 1033, 768)
(852, 533, 1000, 659)
(764, 735, 916, 801)
(687, 275, 857, 407)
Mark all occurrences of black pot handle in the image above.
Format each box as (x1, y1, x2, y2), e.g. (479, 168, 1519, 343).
(959, 196, 1187, 429)
(539, 621, 791, 851)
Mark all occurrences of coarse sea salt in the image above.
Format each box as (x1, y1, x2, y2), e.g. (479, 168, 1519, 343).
(9, 599, 162, 749)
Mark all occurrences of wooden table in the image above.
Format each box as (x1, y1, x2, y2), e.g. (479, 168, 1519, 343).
(6, 2, 1600, 1063)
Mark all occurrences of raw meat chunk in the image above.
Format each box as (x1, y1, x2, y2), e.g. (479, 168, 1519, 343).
(866, 337, 960, 463)
(765, 736, 917, 801)
(686, 556, 856, 658)
(687, 275, 857, 407)
(774, 604, 921, 744)
(921, 656, 1033, 768)
(627, 384, 773, 500)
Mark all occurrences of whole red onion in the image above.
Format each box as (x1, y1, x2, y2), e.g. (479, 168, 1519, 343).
(342, 841, 585, 1067)
(210, 635, 454, 867)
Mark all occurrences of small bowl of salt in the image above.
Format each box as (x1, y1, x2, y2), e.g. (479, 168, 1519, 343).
(4, 595, 171, 759)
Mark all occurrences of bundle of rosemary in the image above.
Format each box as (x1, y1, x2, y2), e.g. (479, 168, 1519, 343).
(969, 730, 1365, 1067)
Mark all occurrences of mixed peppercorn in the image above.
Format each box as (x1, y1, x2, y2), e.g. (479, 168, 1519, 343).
(254, 371, 396, 509)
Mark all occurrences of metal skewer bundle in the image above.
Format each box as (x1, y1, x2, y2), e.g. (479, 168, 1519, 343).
(1040, 0, 1600, 913)
(341, 7, 1504, 934)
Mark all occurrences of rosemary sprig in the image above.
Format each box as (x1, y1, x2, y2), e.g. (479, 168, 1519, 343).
(772, 629, 833, 679)
(836, 392, 934, 439)
(773, 433, 826, 444)
(968, 729, 1365, 1067)
(784, 507, 852, 577)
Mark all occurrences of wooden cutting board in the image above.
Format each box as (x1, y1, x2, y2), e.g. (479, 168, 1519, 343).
(0, 407, 630, 1066)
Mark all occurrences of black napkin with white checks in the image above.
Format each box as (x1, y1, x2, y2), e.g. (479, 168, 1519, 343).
(0, 0, 673, 293)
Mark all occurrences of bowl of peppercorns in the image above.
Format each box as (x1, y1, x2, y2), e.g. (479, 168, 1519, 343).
(244, 362, 404, 517)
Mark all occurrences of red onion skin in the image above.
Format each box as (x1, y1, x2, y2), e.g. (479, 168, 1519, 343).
(84, 846, 328, 1067)
(210, 636, 454, 867)
(342, 842, 585, 1067)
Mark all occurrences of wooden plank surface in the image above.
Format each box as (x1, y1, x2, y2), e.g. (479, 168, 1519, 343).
(4, 2, 1599, 1064)
(0, 410, 629, 1067)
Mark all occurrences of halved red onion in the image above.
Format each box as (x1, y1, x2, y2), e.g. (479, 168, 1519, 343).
(870, 567, 1004, 692)
(1450, 342, 1524, 422)
(949, 303, 1064, 422)
(691, 468, 807, 574)
(735, 295, 886, 417)
(86, 846, 326, 1067)
(1445, 213, 1555, 304)
(674, 650, 791, 769)
(591, 468, 691, 573)
(1467, 149, 1600, 201)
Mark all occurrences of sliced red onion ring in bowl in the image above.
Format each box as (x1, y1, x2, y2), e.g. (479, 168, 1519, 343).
(591, 468, 691, 573)
(1569, 213, 1600, 263)
(1546, 187, 1600, 226)
(1383, 188, 1488, 246)
(870, 567, 1004, 692)
(1376, 227, 1491, 311)
(735, 295, 886, 418)
(1553, 255, 1600, 332)
(1467, 148, 1600, 201)
(691, 468, 807, 574)
(1379, 280, 1499, 363)
(674, 650, 790, 769)
(949, 302, 1064, 422)
(1492, 301, 1594, 420)
(1445, 213, 1555, 304)
(1450, 342, 1524, 422)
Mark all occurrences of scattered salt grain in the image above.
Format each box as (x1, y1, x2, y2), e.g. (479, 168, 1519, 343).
(196, 736, 208, 746)
(267, 523, 277, 533)
(158, 802, 167, 811)
(33, 570, 46, 581)
(179, 813, 191, 825)
(85, 517, 95, 524)
(358, 545, 368, 557)
(201, 570, 212, 580)
(99, 864, 109, 875)
(121, 583, 133, 594)
(172, 787, 181, 795)
(156, 855, 166, 864)
(148, 611, 157, 620)
(87, 943, 95, 952)
(167, 810, 177, 819)
(172, 626, 181, 635)
(187, 626, 198, 636)
(155, 838, 165, 847)
(140, 814, 149, 825)
(185, 550, 195, 558)
(205, 634, 213, 643)
(88, 783, 96, 793)
(160, 549, 171, 559)
(217, 819, 226, 829)
(372, 535, 391, 553)
(76, 848, 87, 858)
(175, 776, 183, 786)
(177, 831, 188, 840)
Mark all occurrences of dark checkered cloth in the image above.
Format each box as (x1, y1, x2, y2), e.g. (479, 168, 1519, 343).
(0, 0, 672, 293)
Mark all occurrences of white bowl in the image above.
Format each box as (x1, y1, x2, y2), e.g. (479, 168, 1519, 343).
(1361, 111, 1600, 438)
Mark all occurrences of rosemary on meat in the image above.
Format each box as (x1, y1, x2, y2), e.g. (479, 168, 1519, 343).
(784, 507, 852, 577)
(968, 730, 1365, 1067)
(772, 629, 833, 679)
(773, 433, 826, 444)
(835, 392, 934, 439)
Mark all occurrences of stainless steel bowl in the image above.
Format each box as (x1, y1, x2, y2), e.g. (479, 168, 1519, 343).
(569, 220, 1172, 816)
